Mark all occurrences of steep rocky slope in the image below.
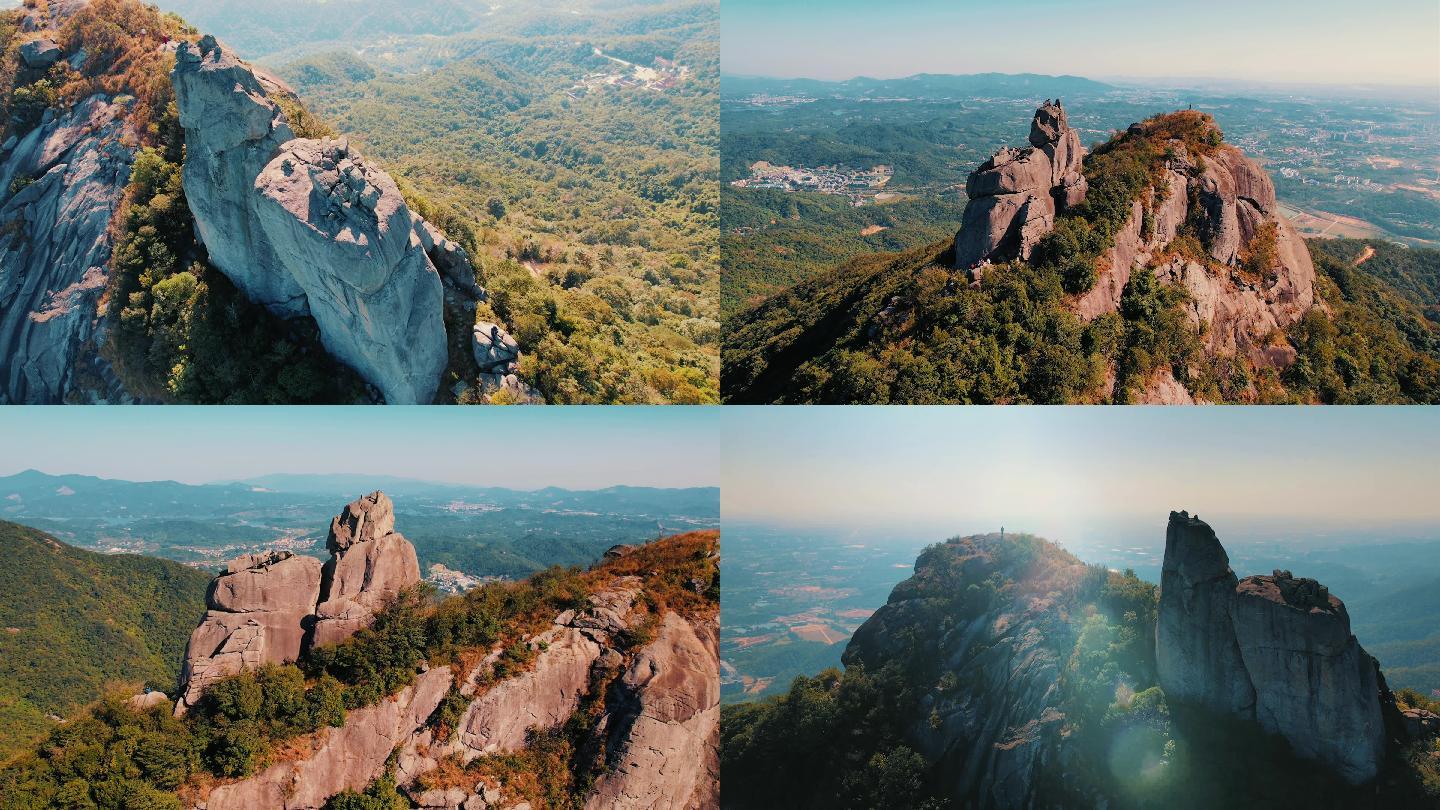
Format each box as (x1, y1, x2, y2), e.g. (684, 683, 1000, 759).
(0, 514, 720, 810)
(0, 0, 492, 403)
(722, 519, 1435, 809)
(1157, 511, 1386, 784)
(720, 103, 1433, 406)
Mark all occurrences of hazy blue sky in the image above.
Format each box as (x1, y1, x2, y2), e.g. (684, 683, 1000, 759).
(723, 407, 1440, 533)
(0, 407, 718, 489)
(722, 0, 1440, 86)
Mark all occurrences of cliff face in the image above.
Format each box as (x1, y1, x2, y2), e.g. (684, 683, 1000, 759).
(955, 104, 1317, 397)
(1156, 510, 1387, 784)
(0, 1, 482, 404)
(1075, 130, 1316, 373)
(176, 491, 419, 713)
(199, 549, 721, 810)
(171, 36, 452, 404)
(0, 1, 135, 403)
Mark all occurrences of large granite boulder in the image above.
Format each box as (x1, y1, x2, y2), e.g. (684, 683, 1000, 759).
(19, 38, 62, 70)
(954, 100, 1087, 269)
(312, 491, 421, 648)
(1232, 571, 1386, 784)
(171, 36, 448, 404)
(176, 551, 322, 713)
(1156, 513, 1387, 784)
(176, 492, 421, 713)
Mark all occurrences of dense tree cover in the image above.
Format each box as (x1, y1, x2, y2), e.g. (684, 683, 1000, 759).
(722, 533, 1437, 809)
(275, 3, 720, 403)
(0, 531, 719, 807)
(1284, 240, 1440, 404)
(720, 186, 956, 316)
(722, 241, 1199, 404)
(0, 522, 210, 762)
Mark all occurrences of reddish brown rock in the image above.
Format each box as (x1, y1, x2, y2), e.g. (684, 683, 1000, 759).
(583, 614, 721, 810)
(312, 492, 421, 648)
(202, 666, 453, 810)
(176, 551, 322, 713)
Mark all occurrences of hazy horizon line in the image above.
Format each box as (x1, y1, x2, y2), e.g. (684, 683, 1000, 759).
(1, 468, 719, 494)
(721, 69, 1440, 93)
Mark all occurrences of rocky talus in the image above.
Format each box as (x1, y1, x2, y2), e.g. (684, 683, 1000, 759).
(953, 99, 1087, 269)
(0, 1, 135, 403)
(171, 35, 458, 404)
(176, 492, 419, 714)
(1156, 510, 1386, 784)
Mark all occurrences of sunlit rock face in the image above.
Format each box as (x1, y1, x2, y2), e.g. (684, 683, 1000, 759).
(1156, 511, 1386, 784)
(954, 100, 1087, 269)
(172, 35, 448, 403)
(176, 491, 420, 714)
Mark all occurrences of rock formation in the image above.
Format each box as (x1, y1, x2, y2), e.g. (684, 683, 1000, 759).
(1155, 512, 1254, 715)
(199, 542, 722, 810)
(202, 666, 454, 810)
(0, 90, 136, 403)
(583, 613, 721, 810)
(312, 491, 421, 648)
(953, 100, 1087, 269)
(171, 35, 456, 404)
(1157, 511, 1387, 784)
(1, 4, 486, 404)
(176, 492, 419, 713)
(176, 550, 322, 712)
(843, 533, 1096, 808)
(1076, 130, 1316, 375)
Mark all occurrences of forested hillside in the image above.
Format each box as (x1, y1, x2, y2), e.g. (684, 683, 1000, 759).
(0, 521, 209, 761)
(271, 0, 721, 403)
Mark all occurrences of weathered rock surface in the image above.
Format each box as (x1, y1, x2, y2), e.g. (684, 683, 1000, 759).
(449, 578, 642, 758)
(1155, 511, 1254, 715)
(19, 38, 62, 70)
(1157, 511, 1387, 784)
(843, 533, 1095, 808)
(954, 100, 1087, 269)
(472, 321, 520, 375)
(312, 491, 421, 648)
(177, 550, 322, 712)
(584, 613, 721, 810)
(176, 493, 419, 713)
(0, 94, 135, 403)
(172, 36, 449, 404)
(202, 666, 453, 810)
(1065, 118, 1316, 386)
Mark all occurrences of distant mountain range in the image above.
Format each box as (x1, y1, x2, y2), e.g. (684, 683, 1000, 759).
(0, 471, 719, 577)
(722, 71, 1117, 99)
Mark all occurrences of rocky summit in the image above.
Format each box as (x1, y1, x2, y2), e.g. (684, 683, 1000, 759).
(954, 99, 1087, 268)
(1157, 510, 1387, 784)
(172, 36, 452, 404)
(176, 492, 419, 713)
